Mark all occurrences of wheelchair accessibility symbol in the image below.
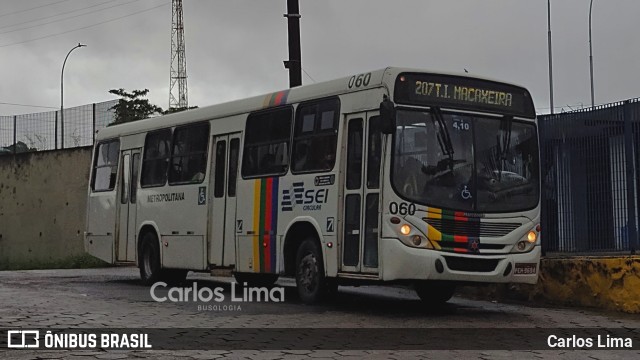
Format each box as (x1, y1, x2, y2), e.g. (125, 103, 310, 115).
(198, 187, 206, 205)
(461, 185, 472, 200)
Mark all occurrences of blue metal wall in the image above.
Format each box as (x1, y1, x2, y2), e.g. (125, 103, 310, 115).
(539, 99, 640, 254)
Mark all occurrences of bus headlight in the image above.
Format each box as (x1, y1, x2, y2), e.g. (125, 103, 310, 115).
(512, 226, 540, 253)
(393, 220, 433, 249)
(517, 241, 527, 251)
(401, 233, 432, 249)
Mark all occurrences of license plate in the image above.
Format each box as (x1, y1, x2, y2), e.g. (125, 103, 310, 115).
(513, 263, 537, 275)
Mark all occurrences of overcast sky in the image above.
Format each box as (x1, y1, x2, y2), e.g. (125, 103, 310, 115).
(1, 0, 639, 116)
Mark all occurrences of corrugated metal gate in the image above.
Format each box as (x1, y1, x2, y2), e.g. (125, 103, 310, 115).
(539, 99, 640, 254)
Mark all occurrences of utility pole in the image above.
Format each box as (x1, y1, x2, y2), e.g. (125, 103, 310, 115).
(284, 0, 302, 88)
(589, 0, 595, 108)
(170, 0, 188, 109)
(547, 0, 554, 114)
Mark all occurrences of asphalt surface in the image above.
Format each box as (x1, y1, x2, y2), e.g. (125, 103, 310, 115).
(1, 267, 639, 359)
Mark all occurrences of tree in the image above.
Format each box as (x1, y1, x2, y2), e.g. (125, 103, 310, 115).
(108, 88, 163, 125)
(1, 141, 36, 154)
(162, 105, 198, 115)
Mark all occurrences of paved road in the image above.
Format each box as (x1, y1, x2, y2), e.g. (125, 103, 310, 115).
(1, 267, 639, 359)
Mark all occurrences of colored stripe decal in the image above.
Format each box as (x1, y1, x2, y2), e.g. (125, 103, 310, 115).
(264, 178, 273, 272)
(454, 235, 467, 243)
(252, 177, 280, 273)
(262, 90, 290, 108)
(270, 177, 279, 272)
(253, 180, 261, 272)
(259, 179, 267, 272)
(273, 92, 284, 105)
(276, 90, 289, 105)
(262, 95, 272, 108)
(424, 206, 483, 254)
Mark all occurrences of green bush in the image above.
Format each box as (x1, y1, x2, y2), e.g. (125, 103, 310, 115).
(0, 253, 111, 271)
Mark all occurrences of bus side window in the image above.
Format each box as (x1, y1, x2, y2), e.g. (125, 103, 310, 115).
(169, 123, 209, 184)
(214, 140, 226, 198)
(291, 97, 340, 174)
(141, 129, 172, 187)
(227, 138, 240, 197)
(130, 153, 140, 203)
(242, 107, 293, 178)
(91, 140, 120, 192)
(367, 116, 382, 189)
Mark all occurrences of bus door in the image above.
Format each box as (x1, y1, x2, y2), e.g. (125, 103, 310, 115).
(116, 148, 141, 262)
(209, 133, 241, 267)
(342, 112, 382, 274)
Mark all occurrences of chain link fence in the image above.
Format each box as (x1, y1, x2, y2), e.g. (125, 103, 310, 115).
(0, 100, 117, 154)
(539, 98, 640, 255)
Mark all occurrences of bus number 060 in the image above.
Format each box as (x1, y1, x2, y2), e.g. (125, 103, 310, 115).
(348, 73, 371, 89)
(389, 202, 416, 216)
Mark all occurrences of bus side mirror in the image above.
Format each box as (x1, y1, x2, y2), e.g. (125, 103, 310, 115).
(380, 97, 396, 134)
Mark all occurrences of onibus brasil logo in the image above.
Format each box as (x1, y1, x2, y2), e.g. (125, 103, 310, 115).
(6, 330, 151, 349)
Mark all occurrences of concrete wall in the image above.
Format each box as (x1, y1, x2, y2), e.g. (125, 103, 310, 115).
(462, 256, 640, 314)
(528, 257, 640, 313)
(0, 147, 92, 269)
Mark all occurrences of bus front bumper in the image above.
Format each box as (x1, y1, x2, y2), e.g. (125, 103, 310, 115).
(379, 238, 540, 284)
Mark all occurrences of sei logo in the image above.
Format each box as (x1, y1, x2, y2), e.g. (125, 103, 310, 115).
(282, 182, 329, 212)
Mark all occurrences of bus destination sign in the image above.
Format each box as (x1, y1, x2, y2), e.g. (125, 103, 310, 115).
(394, 73, 535, 118)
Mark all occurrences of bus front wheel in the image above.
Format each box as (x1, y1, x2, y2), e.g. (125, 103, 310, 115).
(295, 238, 331, 304)
(414, 281, 456, 305)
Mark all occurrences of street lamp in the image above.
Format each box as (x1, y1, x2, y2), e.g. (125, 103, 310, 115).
(589, 0, 594, 108)
(60, 43, 86, 149)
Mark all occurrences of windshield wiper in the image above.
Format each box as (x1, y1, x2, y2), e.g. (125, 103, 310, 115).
(429, 107, 454, 170)
(496, 115, 513, 180)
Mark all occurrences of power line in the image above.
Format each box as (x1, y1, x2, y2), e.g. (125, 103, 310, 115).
(302, 68, 316, 83)
(0, 101, 58, 109)
(0, 0, 72, 19)
(0, 2, 170, 48)
(0, 0, 129, 33)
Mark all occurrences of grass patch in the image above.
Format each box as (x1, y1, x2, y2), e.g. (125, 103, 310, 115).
(0, 253, 111, 271)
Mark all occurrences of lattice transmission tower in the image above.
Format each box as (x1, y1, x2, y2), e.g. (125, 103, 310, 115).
(169, 0, 188, 109)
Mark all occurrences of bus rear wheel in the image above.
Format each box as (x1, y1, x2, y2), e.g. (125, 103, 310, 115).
(139, 232, 188, 286)
(139, 232, 162, 285)
(295, 238, 331, 304)
(414, 281, 456, 305)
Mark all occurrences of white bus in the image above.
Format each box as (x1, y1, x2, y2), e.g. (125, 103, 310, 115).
(85, 67, 541, 304)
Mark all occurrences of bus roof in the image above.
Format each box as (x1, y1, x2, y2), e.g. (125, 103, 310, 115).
(96, 67, 532, 141)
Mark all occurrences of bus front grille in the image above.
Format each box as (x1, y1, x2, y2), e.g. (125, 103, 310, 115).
(443, 256, 500, 272)
(423, 218, 521, 238)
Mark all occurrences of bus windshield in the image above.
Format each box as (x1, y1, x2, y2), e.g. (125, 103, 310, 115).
(392, 109, 539, 213)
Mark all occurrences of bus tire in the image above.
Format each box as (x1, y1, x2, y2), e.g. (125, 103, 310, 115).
(234, 273, 279, 287)
(414, 281, 456, 305)
(139, 232, 162, 285)
(295, 237, 329, 304)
